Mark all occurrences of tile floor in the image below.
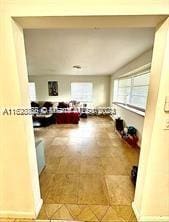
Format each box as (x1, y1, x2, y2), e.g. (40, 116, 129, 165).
(34, 116, 140, 221)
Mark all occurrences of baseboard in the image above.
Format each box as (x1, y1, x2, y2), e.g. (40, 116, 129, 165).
(0, 198, 43, 219)
(140, 216, 169, 222)
(0, 210, 35, 219)
(132, 201, 140, 221)
(35, 198, 43, 218)
(132, 202, 169, 222)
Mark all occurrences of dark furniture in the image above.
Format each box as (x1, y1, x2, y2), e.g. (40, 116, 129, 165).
(33, 114, 56, 127)
(56, 111, 80, 124)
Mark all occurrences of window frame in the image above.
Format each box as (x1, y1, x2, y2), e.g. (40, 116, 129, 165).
(113, 70, 150, 112)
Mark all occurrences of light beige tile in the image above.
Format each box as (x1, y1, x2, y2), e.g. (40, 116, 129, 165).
(35, 220, 50, 222)
(37, 204, 48, 220)
(45, 157, 61, 173)
(80, 157, 104, 174)
(105, 175, 135, 205)
(65, 204, 86, 219)
(38, 116, 139, 213)
(102, 206, 121, 221)
(44, 174, 65, 204)
(78, 175, 109, 205)
(96, 139, 113, 148)
(15, 220, 35, 222)
(46, 145, 66, 158)
(0, 219, 17, 222)
(77, 206, 98, 222)
(39, 171, 55, 200)
(44, 204, 62, 219)
(59, 175, 79, 204)
(89, 205, 109, 221)
(51, 205, 73, 220)
(63, 145, 82, 158)
(101, 157, 129, 175)
(51, 137, 69, 146)
(57, 157, 80, 174)
(80, 146, 100, 157)
(97, 147, 117, 157)
(115, 205, 137, 222)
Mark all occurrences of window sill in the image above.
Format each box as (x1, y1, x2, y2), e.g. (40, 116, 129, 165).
(113, 103, 145, 117)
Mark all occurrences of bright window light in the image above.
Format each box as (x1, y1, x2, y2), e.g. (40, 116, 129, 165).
(113, 70, 150, 110)
(28, 82, 36, 101)
(71, 82, 93, 102)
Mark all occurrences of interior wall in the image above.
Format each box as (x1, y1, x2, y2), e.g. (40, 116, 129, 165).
(133, 18, 169, 221)
(110, 49, 153, 144)
(0, 17, 42, 218)
(29, 75, 111, 107)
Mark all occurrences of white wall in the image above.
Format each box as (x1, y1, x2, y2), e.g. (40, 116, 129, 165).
(133, 18, 169, 221)
(110, 49, 153, 144)
(0, 17, 42, 219)
(29, 75, 110, 107)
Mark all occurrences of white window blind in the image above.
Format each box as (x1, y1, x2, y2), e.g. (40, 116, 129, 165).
(130, 73, 149, 109)
(28, 82, 36, 101)
(113, 70, 150, 110)
(117, 78, 132, 104)
(71, 82, 93, 102)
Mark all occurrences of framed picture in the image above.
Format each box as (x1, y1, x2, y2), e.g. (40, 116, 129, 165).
(48, 81, 58, 96)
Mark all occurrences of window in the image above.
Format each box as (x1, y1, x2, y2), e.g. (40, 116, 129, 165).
(28, 82, 36, 101)
(71, 82, 93, 102)
(113, 70, 150, 110)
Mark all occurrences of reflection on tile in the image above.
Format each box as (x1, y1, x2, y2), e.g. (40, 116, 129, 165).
(52, 137, 68, 146)
(105, 175, 135, 205)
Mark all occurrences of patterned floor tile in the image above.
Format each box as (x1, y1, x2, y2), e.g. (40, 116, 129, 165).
(77, 206, 98, 221)
(89, 205, 109, 221)
(51, 205, 73, 220)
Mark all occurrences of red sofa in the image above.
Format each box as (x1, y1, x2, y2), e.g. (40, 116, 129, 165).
(56, 111, 80, 124)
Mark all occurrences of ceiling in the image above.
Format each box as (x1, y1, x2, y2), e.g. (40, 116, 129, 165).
(24, 28, 155, 76)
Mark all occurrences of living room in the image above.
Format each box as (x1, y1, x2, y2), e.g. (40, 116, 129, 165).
(1, 2, 169, 221)
(24, 28, 154, 221)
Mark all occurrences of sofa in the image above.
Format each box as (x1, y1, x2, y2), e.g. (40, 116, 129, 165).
(31, 101, 80, 126)
(56, 110, 80, 124)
